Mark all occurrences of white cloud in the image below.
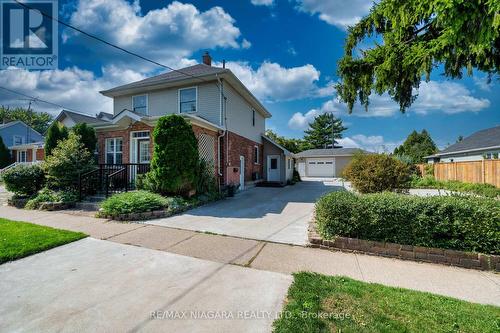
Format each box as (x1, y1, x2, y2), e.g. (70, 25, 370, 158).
(251, 0, 274, 6)
(64, 0, 246, 70)
(241, 39, 252, 49)
(338, 134, 401, 153)
(288, 81, 490, 129)
(0, 66, 145, 116)
(295, 0, 373, 29)
(220, 61, 321, 101)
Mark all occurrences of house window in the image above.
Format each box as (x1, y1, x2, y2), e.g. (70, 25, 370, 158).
(252, 109, 255, 127)
(17, 150, 27, 162)
(179, 87, 197, 113)
(287, 158, 291, 170)
(13, 135, 24, 146)
(105, 138, 123, 164)
(132, 95, 148, 115)
(254, 146, 259, 164)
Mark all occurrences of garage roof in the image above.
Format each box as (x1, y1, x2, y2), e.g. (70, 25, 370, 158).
(295, 148, 367, 158)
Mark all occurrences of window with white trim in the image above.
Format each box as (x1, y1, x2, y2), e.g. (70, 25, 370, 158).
(287, 158, 291, 169)
(179, 87, 197, 113)
(105, 138, 123, 164)
(132, 95, 148, 115)
(13, 135, 24, 146)
(254, 146, 259, 164)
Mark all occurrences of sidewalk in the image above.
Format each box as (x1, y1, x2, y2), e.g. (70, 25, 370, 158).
(1, 205, 499, 306)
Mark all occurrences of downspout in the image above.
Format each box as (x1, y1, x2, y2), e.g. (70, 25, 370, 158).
(216, 74, 226, 181)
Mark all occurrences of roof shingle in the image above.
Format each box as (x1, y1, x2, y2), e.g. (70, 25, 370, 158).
(435, 125, 500, 156)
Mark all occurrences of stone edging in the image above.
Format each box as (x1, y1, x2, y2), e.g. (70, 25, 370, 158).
(308, 222, 500, 272)
(7, 197, 29, 208)
(8, 198, 75, 211)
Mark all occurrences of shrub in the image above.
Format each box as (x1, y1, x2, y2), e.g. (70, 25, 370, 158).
(292, 169, 301, 182)
(45, 122, 68, 157)
(44, 132, 95, 190)
(342, 153, 412, 193)
(146, 115, 199, 196)
(315, 191, 500, 254)
(2, 164, 44, 196)
(411, 176, 500, 198)
(0, 136, 10, 168)
(25, 188, 77, 210)
(99, 191, 169, 216)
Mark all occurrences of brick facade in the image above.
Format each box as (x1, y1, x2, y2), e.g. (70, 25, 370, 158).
(96, 121, 262, 187)
(11, 147, 44, 162)
(222, 131, 263, 185)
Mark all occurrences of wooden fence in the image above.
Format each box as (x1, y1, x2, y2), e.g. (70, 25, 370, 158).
(417, 160, 500, 188)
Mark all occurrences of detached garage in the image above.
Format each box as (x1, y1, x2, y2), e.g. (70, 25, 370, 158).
(295, 148, 367, 178)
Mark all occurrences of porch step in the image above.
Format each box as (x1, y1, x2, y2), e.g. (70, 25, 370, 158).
(74, 201, 100, 211)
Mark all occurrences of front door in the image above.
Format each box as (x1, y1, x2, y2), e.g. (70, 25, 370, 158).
(137, 139, 150, 164)
(267, 155, 280, 182)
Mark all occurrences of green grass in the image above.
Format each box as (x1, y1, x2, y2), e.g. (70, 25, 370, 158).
(273, 272, 500, 333)
(0, 218, 87, 264)
(410, 176, 500, 198)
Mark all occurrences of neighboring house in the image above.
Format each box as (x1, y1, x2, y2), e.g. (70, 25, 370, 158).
(295, 148, 367, 178)
(55, 109, 113, 128)
(0, 121, 44, 164)
(262, 136, 295, 185)
(89, 52, 276, 188)
(425, 125, 500, 163)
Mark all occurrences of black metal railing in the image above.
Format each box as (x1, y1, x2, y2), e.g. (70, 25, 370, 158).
(79, 163, 150, 200)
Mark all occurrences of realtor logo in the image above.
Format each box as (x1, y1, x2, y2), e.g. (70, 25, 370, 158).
(0, 0, 58, 69)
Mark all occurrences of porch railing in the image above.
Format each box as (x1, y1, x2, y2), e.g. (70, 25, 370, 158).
(79, 163, 150, 200)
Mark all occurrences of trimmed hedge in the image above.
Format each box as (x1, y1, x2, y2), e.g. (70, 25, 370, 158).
(315, 192, 500, 254)
(99, 191, 169, 216)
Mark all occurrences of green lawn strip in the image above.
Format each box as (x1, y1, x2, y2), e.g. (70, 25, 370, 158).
(0, 218, 87, 264)
(273, 272, 500, 333)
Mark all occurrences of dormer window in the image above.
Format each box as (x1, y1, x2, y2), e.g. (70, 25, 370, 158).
(179, 87, 197, 113)
(13, 135, 24, 146)
(132, 95, 148, 115)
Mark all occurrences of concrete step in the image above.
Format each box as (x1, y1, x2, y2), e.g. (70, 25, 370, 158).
(83, 195, 106, 203)
(75, 202, 100, 211)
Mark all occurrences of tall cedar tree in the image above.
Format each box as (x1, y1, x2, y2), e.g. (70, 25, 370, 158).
(0, 106, 52, 133)
(146, 115, 199, 196)
(303, 114, 347, 149)
(336, 0, 499, 113)
(71, 123, 97, 154)
(0, 136, 10, 168)
(45, 122, 68, 157)
(393, 130, 437, 164)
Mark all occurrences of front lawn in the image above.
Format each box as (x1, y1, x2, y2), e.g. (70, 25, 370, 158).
(0, 218, 87, 264)
(273, 272, 500, 333)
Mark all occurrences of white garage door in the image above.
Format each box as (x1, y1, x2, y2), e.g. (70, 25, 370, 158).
(307, 159, 335, 177)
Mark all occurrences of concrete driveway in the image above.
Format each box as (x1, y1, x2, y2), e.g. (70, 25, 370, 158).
(145, 179, 341, 245)
(0, 238, 292, 333)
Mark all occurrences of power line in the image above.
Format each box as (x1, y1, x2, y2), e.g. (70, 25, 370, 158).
(0, 86, 82, 113)
(13, 0, 219, 86)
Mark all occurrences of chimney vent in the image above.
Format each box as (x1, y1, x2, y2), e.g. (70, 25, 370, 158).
(222, 60, 226, 68)
(202, 51, 212, 66)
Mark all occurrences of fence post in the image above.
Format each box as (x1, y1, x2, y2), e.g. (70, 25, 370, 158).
(125, 166, 129, 192)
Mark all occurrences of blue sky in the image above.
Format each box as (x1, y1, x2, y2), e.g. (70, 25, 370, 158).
(1, 0, 498, 151)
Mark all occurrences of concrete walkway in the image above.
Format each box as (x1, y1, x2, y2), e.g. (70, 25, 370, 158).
(145, 179, 339, 245)
(0, 206, 498, 306)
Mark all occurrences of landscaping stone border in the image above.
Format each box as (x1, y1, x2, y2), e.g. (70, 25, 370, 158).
(37, 202, 76, 211)
(309, 222, 500, 272)
(7, 197, 29, 209)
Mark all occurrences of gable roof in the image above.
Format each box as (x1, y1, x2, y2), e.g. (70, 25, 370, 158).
(295, 148, 367, 158)
(101, 64, 227, 95)
(0, 120, 42, 136)
(99, 63, 271, 118)
(262, 135, 293, 156)
(56, 110, 111, 125)
(429, 125, 500, 157)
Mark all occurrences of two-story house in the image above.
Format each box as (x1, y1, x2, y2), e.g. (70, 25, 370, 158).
(89, 53, 291, 189)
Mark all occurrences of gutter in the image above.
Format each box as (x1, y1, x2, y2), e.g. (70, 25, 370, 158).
(424, 145, 500, 158)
